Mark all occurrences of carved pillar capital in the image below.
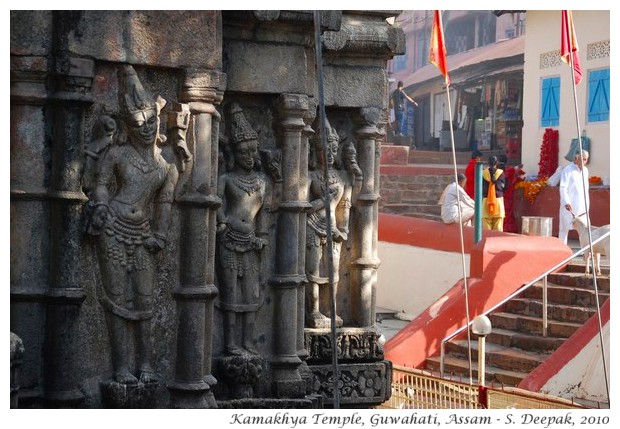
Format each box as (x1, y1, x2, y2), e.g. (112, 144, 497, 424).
(278, 93, 309, 131)
(179, 69, 227, 104)
(51, 57, 95, 103)
(353, 107, 383, 140)
(303, 100, 317, 137)
(10, 56, 49, 105)
(322, 12, 405, 58)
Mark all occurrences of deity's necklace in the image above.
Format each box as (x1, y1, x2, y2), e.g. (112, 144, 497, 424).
(233, 170, 262, 195)
(128, 143, 158, 174)
(318, 168, 341, 187)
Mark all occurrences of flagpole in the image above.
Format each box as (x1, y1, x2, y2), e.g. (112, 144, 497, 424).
(314, 10, 341, 409)
(444, 85, 474, 385)
(565, 11, 610, 403)
(430, 9, 474, 385)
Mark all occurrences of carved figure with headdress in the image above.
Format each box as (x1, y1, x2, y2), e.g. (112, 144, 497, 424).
(305, 116, 356, 329)
(215, 103, 270, 356)
(86, 65, 179, 384)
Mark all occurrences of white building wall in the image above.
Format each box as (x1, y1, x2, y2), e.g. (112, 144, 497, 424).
(540, 322, 610, 404)
(522, 11, 610, 181)
(376, 242, 470, 318)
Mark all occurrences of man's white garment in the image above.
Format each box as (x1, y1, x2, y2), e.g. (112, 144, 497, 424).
(438, 182, 476, 225)
(558, 162, 589, 243)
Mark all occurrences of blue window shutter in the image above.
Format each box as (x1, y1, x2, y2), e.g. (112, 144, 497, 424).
(541, 77, 560, 127)
(588, 68, 610, 122)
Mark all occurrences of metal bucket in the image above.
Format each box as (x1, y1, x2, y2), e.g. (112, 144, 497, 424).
(521, 216, 553, 236)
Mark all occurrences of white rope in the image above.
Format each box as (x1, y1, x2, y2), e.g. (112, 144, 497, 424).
(444, 85, 474, 385)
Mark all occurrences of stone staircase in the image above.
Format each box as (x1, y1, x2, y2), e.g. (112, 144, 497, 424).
(379, 147, 506, 221)
(424, 259, 611, 389)
(379, 174, 453, 221)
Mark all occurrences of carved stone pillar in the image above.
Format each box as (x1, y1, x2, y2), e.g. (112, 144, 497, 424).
(10, 51, 51, 406)
(41, 55, 95, 407)
(297, 104, 316, 389)
(351, 107, 382, 328)
(271, 93, 309, 398)
(168, 69, 225, 409)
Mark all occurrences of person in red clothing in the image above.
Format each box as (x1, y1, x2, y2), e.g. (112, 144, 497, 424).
(464, 150, 483, 199)
(498, 154, 525, 233)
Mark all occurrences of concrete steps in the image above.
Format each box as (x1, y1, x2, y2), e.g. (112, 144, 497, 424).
(424, 259, 610, 388)
(521, 283, 610, 307)
(379, 146, 508, 222)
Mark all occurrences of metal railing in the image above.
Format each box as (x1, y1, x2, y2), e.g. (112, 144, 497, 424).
(439, 230, 610, 377)
(378, 365, 584, 409)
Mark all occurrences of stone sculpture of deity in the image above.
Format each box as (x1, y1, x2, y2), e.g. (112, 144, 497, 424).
(216, 103, 270, 356)
(86, 65, 179, 384)
(305, 117, 357, 329)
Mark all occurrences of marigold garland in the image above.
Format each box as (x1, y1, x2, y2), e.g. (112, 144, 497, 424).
(515, 177, 548, 203)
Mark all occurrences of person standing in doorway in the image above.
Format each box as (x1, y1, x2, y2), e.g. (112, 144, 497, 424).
(558, 150, 590, 244)
(391, 80, 417, 137)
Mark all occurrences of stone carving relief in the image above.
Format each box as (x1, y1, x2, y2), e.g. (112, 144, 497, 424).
(305, 116, 361, 329)
(215, 103, 271, 357)
(304, 329, 384, 363)
(310, 363, 390, 404)
(83, 65, 179, 386)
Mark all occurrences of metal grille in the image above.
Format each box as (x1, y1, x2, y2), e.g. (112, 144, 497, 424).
(378, 365, 584, 409)
(487, 387, 583, 409)
(377, 365, 481, 409)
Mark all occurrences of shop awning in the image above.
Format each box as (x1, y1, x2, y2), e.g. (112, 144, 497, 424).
(402, 36, 524, 89)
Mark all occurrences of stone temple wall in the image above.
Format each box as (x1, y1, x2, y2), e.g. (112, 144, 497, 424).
(10, 10, 404, 408)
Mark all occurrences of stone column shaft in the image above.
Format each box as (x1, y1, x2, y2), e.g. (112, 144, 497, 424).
(271, 94, 309, 398)
(11, 53, 51, 406)
(297, 118, 314, 360)
(351, 108, 382, 328)
(169, 69, 224, 408)
(44, 56, 94, 406)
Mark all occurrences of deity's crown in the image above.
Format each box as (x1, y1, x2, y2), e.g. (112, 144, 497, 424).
(118, 65, 156, 117)
(227, 103, 258, 145)
(311, 115, 339, 146)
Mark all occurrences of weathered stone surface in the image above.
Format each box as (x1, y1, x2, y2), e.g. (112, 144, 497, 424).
(60, 11, 221, 69)
(10, 11, 52, 56)
(225, 41, 310, 94)
(100, 380, 166, 408)
(323, 66, 388, 108)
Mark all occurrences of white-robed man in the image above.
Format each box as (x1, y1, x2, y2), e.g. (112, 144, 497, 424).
(438, 173, 476, 226)
(558, 150, 590, 244)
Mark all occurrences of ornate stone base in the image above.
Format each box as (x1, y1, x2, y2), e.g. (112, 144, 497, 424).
(217, 397, 318, 408)
(216, 354, 264, 399)
(100, 380, 164, 408)
(304, 327, 385, 363)
(308, 360, 392, 407)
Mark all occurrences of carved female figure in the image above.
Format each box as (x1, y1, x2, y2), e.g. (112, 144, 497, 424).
(216, 104, 269, 355)
(87, 65, 178, 384)
(305, 119, 354, 329)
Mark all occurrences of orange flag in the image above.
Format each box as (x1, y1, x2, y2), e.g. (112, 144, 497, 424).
(561, 10, 582, 85)
(429, 10, 450, 86)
